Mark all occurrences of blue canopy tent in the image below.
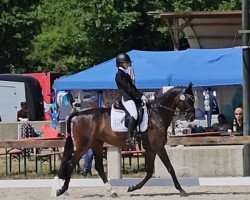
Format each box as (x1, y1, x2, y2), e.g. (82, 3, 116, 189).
(54, 47, 243, 126)
(171, 48, 243, 86)
(53, 50, 185, 90)
(54, 47, 243, 91)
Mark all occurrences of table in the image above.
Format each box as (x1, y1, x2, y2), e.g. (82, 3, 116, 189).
(0, 137, 65, 176)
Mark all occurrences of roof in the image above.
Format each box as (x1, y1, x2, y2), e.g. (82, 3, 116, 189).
(0, 74, 40, 85)
(54, 47, 243, 91)
(159, 10, 242, 49)
(160, 10, 241, 18)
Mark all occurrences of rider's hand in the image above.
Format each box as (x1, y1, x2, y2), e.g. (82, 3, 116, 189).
(141, 95, 147, 101)
(141, 95, 148, 106)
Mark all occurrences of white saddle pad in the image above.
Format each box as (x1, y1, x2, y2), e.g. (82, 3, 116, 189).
(111, 104, 148, 132)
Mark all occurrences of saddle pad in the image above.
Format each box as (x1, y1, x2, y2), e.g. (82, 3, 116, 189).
(111, 105, 148, 133)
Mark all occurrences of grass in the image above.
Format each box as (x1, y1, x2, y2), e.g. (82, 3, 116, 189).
(0, 153, 147, 179)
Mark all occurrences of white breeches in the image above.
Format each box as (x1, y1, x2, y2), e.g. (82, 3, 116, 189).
(121, 97, 138, 120)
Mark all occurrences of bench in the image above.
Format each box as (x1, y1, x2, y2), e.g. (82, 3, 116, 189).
(121, 149, 145, 172)
(34, 124, 63, 174)
(0, 138, 65, 176)
(0, 148, 22, 175)
(35, 148, 63, 173)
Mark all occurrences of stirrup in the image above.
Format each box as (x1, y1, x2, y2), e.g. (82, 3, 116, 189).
(126, 138, 136, 149)
(133, 136, 138, 144)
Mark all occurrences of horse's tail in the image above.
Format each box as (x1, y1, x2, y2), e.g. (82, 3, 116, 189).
(66, 111, 79, 137)
(64, 111, 79, 155)
(58, 111, 79, 179)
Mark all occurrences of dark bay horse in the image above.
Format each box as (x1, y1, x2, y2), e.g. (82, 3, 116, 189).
(57, 83, 195, 197)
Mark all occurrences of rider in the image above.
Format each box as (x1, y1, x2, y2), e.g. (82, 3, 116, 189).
(115, 53, 146, 148)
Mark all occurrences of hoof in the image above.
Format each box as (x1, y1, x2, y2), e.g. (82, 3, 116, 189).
(127, 185, 134, 192)
(56, 189, 62, 196)
(180, 189, 188, 197)
(110, 192, 118, 198)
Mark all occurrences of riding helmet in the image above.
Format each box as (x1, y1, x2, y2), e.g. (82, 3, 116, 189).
(116, 53, 132, 67)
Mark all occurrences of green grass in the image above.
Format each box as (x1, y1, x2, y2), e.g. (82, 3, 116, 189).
(0, 154, 147, 179)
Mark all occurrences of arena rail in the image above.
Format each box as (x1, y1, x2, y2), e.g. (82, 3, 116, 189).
(1, 134, 250, 178)
(167, 135, 250, 146)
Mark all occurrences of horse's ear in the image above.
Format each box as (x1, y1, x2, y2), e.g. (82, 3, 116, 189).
(184, 82, 193, 95)
(188, 82, 193, 89)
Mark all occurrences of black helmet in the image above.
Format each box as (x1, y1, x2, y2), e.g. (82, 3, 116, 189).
(116, 53, 132, 67)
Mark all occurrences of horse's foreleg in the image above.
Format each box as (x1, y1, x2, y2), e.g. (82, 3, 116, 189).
(128, 151, 156, 192)
(157, 148, 188, 197)
(94, 151, 118, 197)
(57, 178, 70, 196)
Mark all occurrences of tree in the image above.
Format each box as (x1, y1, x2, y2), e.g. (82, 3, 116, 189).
(0, 0, 40, 73)
(0, 0, 242, 73)
(172, 0, 241, 11)
(27, 0, 173, 73)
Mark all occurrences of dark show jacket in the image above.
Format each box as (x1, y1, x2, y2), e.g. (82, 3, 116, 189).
(17, 110, 28, 121)
(115, 68, 142, 103)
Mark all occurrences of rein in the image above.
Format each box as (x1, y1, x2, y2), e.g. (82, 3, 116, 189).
(158, 104, 175, 113)
(185, 94, 195, 103)
(155, 92, 194, 117)
(158, 104, 190, 117)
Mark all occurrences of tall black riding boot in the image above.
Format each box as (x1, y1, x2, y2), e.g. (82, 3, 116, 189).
(127, 116, 136, 149)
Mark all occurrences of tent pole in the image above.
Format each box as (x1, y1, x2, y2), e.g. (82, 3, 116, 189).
(242, 0, 250, 176)
(98, 91, 103, 107)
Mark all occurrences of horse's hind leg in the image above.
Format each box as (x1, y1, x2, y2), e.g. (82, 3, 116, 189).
(57, 158, 74, 196)
(128, 150, 156, 192)
(57, 152, 84, 196)
(92, 143, 118, 198)
(157, 148, 188, 197)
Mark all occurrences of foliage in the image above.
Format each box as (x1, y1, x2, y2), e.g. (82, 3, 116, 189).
(0, 0, 40, 73)
(172, 0, 241, 11)
(27, 0, 172, 73)
(0, 0, 243, 73)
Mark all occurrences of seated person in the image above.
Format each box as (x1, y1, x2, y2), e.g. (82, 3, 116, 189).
(17, 102, 28, 121)
(211, 114, 230, 132)
(230, 107, 243, 134)
(189, 125, 206, 133)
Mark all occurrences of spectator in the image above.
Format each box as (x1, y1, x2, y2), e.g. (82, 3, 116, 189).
(211, 114, 230, 132)
(17, 102, 37, 156)
(82, 149, 94, 176)
(231, 107, 243, 134)
(17, 102, 28, 121)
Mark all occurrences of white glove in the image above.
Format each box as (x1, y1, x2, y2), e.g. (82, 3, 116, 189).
(141, 95, 147, 101)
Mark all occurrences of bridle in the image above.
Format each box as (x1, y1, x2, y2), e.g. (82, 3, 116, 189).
(157, 93, 195, 118)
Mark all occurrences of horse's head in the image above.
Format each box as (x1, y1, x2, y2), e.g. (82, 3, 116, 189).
(174, 82, 195, 122)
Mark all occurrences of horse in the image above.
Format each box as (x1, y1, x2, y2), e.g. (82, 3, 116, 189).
(57, 83, 195, 197)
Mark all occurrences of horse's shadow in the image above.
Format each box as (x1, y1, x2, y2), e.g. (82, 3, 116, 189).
(130, 191, 250, 197)
(81, 194, 106, 198)
(78, 191, 250, 199)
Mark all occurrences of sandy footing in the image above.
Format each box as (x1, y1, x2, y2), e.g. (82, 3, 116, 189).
(1, 185, 250, 200)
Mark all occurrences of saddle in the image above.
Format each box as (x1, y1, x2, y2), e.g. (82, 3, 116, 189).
(111, 101, 148, 133)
